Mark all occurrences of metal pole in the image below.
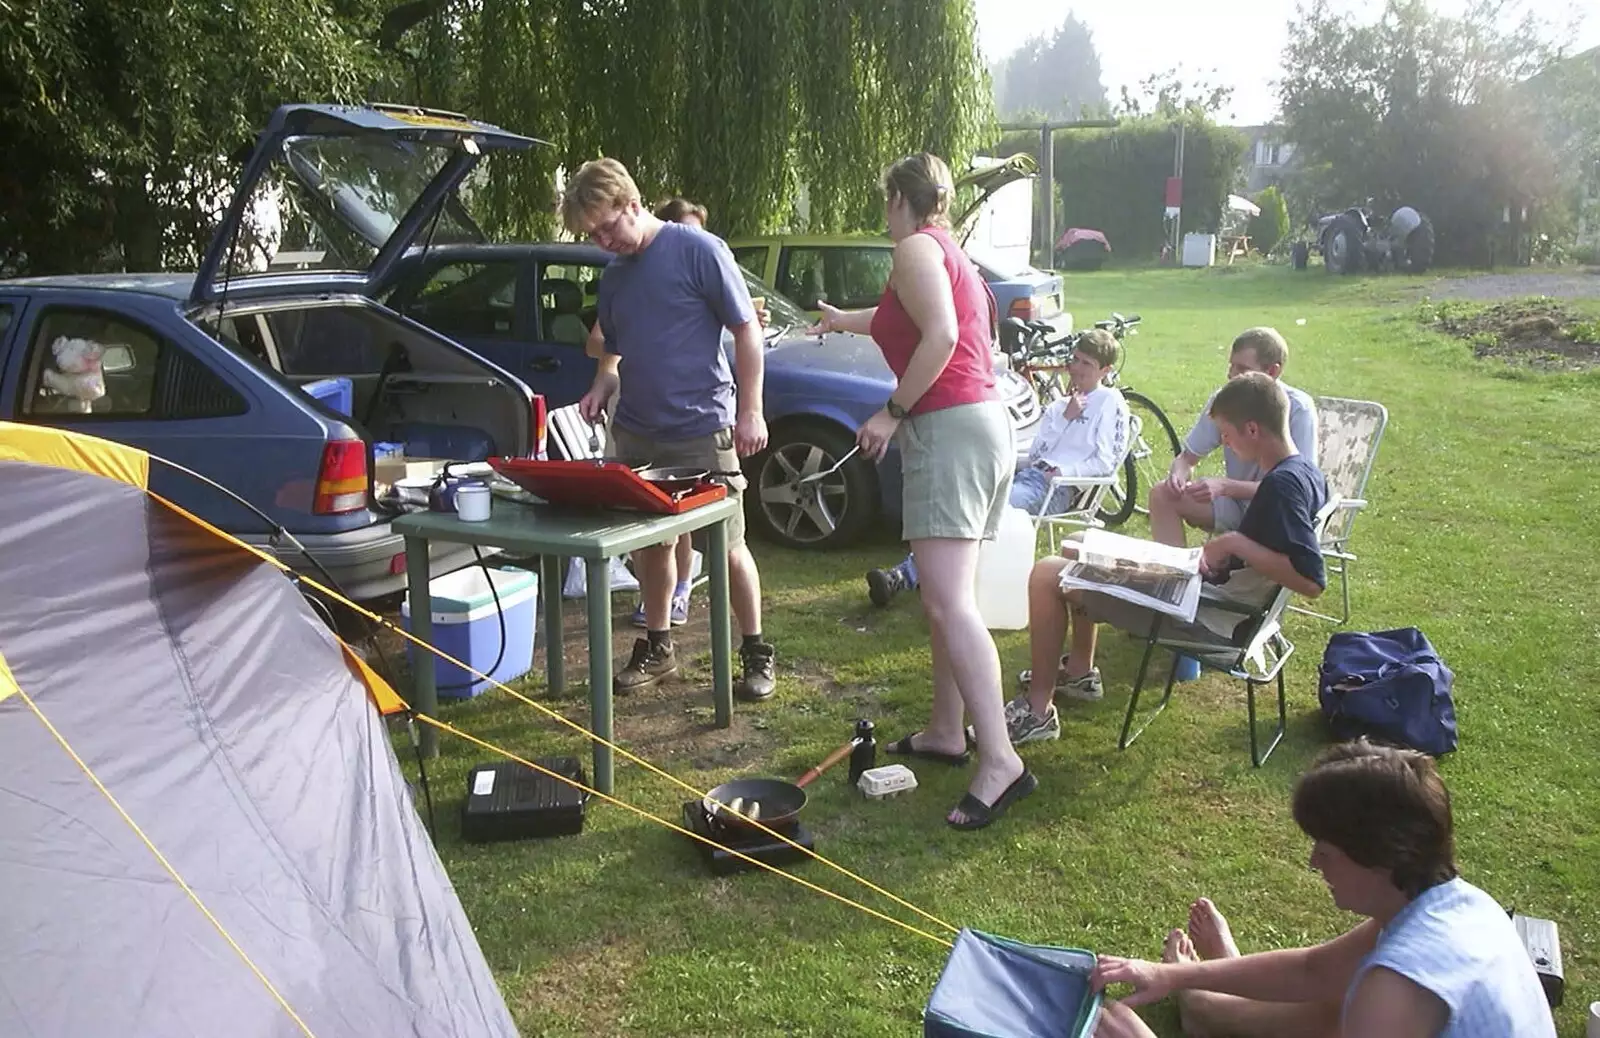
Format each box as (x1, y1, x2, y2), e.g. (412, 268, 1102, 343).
(1041, 122, 1055, 268)
(1171, 121, 1187, 257)
(995, 120, 1117, 268)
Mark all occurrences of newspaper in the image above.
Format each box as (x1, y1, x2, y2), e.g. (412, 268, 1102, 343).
(1058, 528, 1204, 622)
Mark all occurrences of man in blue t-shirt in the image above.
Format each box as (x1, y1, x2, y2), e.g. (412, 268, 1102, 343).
(1006, 372, 1329, 746)
(561, 158, 776, 701)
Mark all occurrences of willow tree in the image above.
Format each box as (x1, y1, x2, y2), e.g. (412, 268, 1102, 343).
(400, 0, 993, 239)
(0, 0, 382, 275)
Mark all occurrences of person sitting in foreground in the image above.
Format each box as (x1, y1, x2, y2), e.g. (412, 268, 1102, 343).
(1087, 740, 1558, 1038)
(864, 328, 1130, 608)
(1009, 372, 1326, 745)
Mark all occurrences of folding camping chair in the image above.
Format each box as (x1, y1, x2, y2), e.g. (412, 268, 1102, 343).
(1118, 497, 1341, 767)
(1291, 397, 1389, 624)
(546, 402, 606, 461)
(1032, 406, 1136, 555)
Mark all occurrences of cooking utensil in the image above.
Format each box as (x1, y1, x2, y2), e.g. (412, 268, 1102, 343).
(587, 456, 651, 471)
(796, 445, 860, 486)
(702, 739, 856, 833)
(634, 465, 711, 494)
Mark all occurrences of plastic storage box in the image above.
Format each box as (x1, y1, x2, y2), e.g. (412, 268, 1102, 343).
(401, 566, 538, 698)
(302, 377, 353, 417)
(461, 756, 589, 842)
(924, 929, 1101, 1037)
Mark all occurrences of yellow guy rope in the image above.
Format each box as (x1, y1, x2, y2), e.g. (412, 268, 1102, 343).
(313, 571, 960, 941)
(414, 714, 953, 948)
(150, 492, 962, 945)
(13, 683, 318, 1038)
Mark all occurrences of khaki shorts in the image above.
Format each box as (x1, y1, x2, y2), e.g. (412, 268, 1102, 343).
(1212, 495, 1247, 533)
(1074, 590, 1239, 649)
(610, 424, 747, 551)
(897, 400, 1014, 542)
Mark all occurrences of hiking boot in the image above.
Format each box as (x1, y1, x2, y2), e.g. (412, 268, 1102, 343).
(614, 637, 677, 695)
(1004, 696, 1061, 745)
(865, 566, 907, 607)
(734, 641, 776, 702)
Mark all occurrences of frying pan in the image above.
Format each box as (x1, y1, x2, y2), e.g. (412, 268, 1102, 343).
(634, 465, 710, 494)
(702, 739, 856, 833)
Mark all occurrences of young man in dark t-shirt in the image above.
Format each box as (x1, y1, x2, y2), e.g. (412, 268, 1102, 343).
(562, 159, 776, 702)
(1008, 372, 1329, 745)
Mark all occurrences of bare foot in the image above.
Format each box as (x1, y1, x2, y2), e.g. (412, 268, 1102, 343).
(1162, 927, 1199, 965)
(946, 755, 1028, 827)
(897, 729, 968, 759)
(1187, 897, 1241, 960)
(1160, 929, 1222, 1038)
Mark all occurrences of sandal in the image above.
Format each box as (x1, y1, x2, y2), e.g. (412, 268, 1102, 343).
(947, 769, 1038, 831)
(885, 733, 971, 767)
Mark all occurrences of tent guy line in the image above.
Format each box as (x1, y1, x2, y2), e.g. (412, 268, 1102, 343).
(411, 712, 956, 948)
(144, 482, 964, 943)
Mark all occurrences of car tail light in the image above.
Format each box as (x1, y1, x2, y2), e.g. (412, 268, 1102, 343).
(389, 552, 408, 576)
(531, 393, 548, 459)
(313, 438, 368, 515)
(1008, 297, 1039, 321)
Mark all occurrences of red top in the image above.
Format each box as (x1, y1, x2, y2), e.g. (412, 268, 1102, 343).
(869, 226, 998, 416)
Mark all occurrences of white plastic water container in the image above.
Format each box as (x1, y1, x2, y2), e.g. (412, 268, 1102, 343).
(1182, 233, 1217, 267)
(974, 505, 1034, 630)
(401, 566, 538, 698)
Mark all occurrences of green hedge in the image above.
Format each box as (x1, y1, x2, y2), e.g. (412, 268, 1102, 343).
(1248, 186, 1291, 254)
(998, 116, 1246, 263)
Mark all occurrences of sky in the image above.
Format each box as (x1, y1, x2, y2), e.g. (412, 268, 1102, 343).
(974, 0, 1599, 125)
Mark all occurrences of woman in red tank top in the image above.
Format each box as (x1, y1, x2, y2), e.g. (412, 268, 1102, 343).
(808, 153, 1035, 830)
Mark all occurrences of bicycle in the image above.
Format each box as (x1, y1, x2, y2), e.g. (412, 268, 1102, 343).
(1003, 312, 1181, 527)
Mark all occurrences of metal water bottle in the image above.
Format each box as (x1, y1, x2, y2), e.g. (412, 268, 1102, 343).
(848, 718, 877, 784)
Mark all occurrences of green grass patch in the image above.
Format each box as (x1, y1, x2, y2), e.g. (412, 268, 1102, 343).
(408, 265, 1600, 1036)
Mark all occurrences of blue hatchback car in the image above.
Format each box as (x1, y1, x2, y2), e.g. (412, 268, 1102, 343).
(381, 245, 1044, 549)
(0, 104, 545, 599)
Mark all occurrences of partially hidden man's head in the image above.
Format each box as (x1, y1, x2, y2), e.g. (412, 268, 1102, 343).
(1228, 326, 1289, 381)
(1291, 739, 1458, 911)
(654, 197, 707, 228)
(561, 157, 650, 255)
(1208, 371, 1291, 462)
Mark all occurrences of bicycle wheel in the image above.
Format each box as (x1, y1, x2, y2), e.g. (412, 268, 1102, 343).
(1096, 451, 1140, 527)
(1101, 391, 1181, 523)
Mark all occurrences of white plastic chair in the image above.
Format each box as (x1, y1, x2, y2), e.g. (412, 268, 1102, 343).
(1118, 497, 1342, 767)
(547, 402, 606, 461)
(1292, 397, 1389, 624)
(1032, 407, 1136, 555)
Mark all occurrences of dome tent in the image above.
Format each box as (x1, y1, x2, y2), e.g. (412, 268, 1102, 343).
(0, 422, 516, 1038)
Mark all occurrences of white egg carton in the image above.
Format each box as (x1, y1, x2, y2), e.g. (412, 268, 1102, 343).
(857, 764, 918, 799)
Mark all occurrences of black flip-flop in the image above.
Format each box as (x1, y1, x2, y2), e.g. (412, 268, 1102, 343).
(947, 770, 1038, 831)
(885, 733, 971, 767)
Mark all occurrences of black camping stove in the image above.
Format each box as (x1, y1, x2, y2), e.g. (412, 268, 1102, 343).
(681, 800, 815, 876)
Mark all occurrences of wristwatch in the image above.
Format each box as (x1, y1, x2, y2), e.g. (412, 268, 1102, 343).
(885, 398, 909, 420)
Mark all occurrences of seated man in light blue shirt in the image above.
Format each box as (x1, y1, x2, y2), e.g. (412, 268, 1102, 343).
(1149, 326, 1318, 547)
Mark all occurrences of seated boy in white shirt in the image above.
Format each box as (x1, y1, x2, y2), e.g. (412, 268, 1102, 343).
(866, 329, 1130, 607)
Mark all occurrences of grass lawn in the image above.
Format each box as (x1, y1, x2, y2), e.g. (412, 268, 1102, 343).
(408, 264, 1600, 1037)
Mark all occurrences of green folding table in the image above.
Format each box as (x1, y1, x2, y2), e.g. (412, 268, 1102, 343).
(395, 494, 740, 793)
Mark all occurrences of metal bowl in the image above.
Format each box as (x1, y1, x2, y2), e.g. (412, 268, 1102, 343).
(634, 465, 709, 494)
